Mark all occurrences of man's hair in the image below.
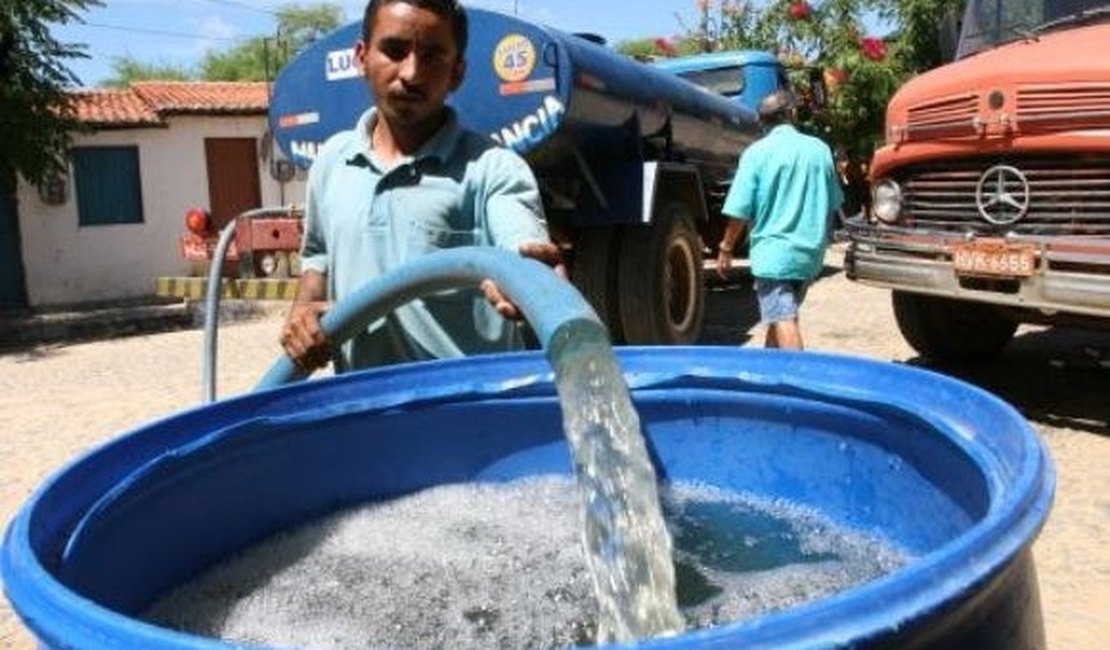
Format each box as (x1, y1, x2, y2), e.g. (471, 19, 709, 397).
(362, 0, 469, 56)
(757, 90, 796, 126)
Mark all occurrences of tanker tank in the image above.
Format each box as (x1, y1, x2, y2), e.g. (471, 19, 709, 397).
(268, 7, 769, 345)
(269, 7, 760, 228)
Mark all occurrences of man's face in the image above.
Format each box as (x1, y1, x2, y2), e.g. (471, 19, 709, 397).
(355, 2, 465, 130)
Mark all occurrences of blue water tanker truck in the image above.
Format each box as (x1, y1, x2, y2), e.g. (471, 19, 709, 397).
(269, 8, 786, 344)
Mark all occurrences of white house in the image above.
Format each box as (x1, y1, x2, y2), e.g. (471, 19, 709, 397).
(8, 81, 305, 308)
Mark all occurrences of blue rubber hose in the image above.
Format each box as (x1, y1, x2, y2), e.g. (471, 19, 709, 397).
(256, 247, 605, 389)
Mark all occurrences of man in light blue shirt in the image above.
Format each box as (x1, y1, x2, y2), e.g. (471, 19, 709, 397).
(280, 0, 561, 372)
(715, 90, 843, 350)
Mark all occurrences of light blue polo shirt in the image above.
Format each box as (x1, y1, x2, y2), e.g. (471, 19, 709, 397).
(721, 124, 843, 281)
(301, 107, 551, 371)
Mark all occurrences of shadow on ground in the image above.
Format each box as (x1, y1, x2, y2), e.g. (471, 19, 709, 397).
(698, 262, 842, 346)
(908, 328, 1110, 436)
(700, 269, 759, 346)
(700, 260, 1108, 436)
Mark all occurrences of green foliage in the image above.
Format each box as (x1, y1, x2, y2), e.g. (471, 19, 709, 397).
(103, 56, 193, 88)
(615, 36, 704, 59)
(200, 3, 343, 81)
(617, 38, 665, 60)
(273, 4, 344, 55)
(200, 39, 276, 81)
(0, 0, 102, 186)
(878, 0, 967, 70)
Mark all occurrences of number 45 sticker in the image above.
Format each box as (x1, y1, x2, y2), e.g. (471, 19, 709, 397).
(494, 34, 537, 82)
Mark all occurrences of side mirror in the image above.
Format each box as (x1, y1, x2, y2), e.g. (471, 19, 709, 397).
(938, 9, 962, 63)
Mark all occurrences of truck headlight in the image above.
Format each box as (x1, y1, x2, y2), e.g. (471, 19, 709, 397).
(872, 179, 902, 224)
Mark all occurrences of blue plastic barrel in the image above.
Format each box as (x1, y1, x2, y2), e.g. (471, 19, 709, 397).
(1, 348, 1053, 649)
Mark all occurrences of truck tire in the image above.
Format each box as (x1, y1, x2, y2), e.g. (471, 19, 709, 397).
(892, 291, 1018, 362)
(570, 227, 624, 343)
(617, 203, 705, 345)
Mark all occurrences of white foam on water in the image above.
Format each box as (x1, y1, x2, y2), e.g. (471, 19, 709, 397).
(145, 477, 911, 650)
(146, 476, 597, 649)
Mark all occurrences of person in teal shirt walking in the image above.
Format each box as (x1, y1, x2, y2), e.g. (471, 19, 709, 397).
(280, 0, 562, 372)
(715, 90, 843, 350)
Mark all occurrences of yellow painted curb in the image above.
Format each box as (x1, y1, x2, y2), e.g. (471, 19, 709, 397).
(155, 277, 298, 301)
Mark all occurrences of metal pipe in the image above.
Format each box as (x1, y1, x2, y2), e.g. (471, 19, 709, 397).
(203, 207, 301, 403)
(255, 247, 604, 390)
(202, 219, 238, 404)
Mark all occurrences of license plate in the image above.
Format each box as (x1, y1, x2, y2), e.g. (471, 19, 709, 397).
(951, 242, 1036, 278)
(180, 235, 237, 261)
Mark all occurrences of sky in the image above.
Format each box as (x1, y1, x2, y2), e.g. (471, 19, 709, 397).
(51, 0, 711, 88)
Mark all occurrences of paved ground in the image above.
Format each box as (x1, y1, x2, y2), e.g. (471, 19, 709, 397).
(2, 243, 1107, 648)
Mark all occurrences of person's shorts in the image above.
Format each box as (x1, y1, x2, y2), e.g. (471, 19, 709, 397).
(754, 278, 809, 324)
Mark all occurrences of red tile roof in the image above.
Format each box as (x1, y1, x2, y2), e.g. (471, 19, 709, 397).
(132, 81, 270, 114)
(71, 89, 162, 127)
(70, 81, 270, 127)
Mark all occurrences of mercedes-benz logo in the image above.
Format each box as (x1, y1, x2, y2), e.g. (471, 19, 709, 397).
(975, 164, 1031, 225)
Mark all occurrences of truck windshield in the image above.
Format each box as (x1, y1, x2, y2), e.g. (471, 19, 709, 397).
(675, 66, 745, 98)
(956, 0, 1110, 58)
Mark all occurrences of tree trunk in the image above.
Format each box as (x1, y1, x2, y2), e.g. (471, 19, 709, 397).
(0, 165, 30, 310)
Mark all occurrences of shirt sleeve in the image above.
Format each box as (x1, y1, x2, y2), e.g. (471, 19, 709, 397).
(479, 148, 550, 250)
(721, 148, 758, 221)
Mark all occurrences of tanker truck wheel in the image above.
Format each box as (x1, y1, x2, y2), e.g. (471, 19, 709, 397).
(892, 291, 1018, 362)
(617, 204, 705, 345)
(570, 227, 624, 343)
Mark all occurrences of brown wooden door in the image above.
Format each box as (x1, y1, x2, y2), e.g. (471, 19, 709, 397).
(204, 138, 261, 228)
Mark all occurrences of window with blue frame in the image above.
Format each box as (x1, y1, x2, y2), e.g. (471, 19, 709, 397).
(72, 146, 144, 226)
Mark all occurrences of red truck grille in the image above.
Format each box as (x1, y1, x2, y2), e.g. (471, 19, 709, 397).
(904, 94, 979, 139)
(898, 155, 1110, 236)
(1017, 84, 1110, 131)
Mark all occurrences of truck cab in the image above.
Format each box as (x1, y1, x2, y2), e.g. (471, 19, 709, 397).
(846, 0, 1110, 361)
(652, 50, 788, 114)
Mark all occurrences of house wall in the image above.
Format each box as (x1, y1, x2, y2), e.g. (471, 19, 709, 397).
(16, 114, 306, 307)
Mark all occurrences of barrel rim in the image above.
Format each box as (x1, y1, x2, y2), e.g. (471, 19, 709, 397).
(1, 346, 1054, 649)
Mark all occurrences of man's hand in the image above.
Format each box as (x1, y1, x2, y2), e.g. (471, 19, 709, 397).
(715, 219, 748, 279)
(481, 242, 567, 321)
(280, 300, 332, 372)
(519, 241, 568, 279)
(716, 245, 734, 280)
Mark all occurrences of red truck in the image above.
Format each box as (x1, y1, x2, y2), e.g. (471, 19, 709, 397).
(180, 205, 304, 279)
(846, 0, 1110, 361)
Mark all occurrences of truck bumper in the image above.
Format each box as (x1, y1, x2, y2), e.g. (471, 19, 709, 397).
(844, 222, 1110, 320)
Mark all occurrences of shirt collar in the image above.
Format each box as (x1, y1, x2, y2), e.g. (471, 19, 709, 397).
(343, 106, 464, 168)
(768, 123, 798, 137)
